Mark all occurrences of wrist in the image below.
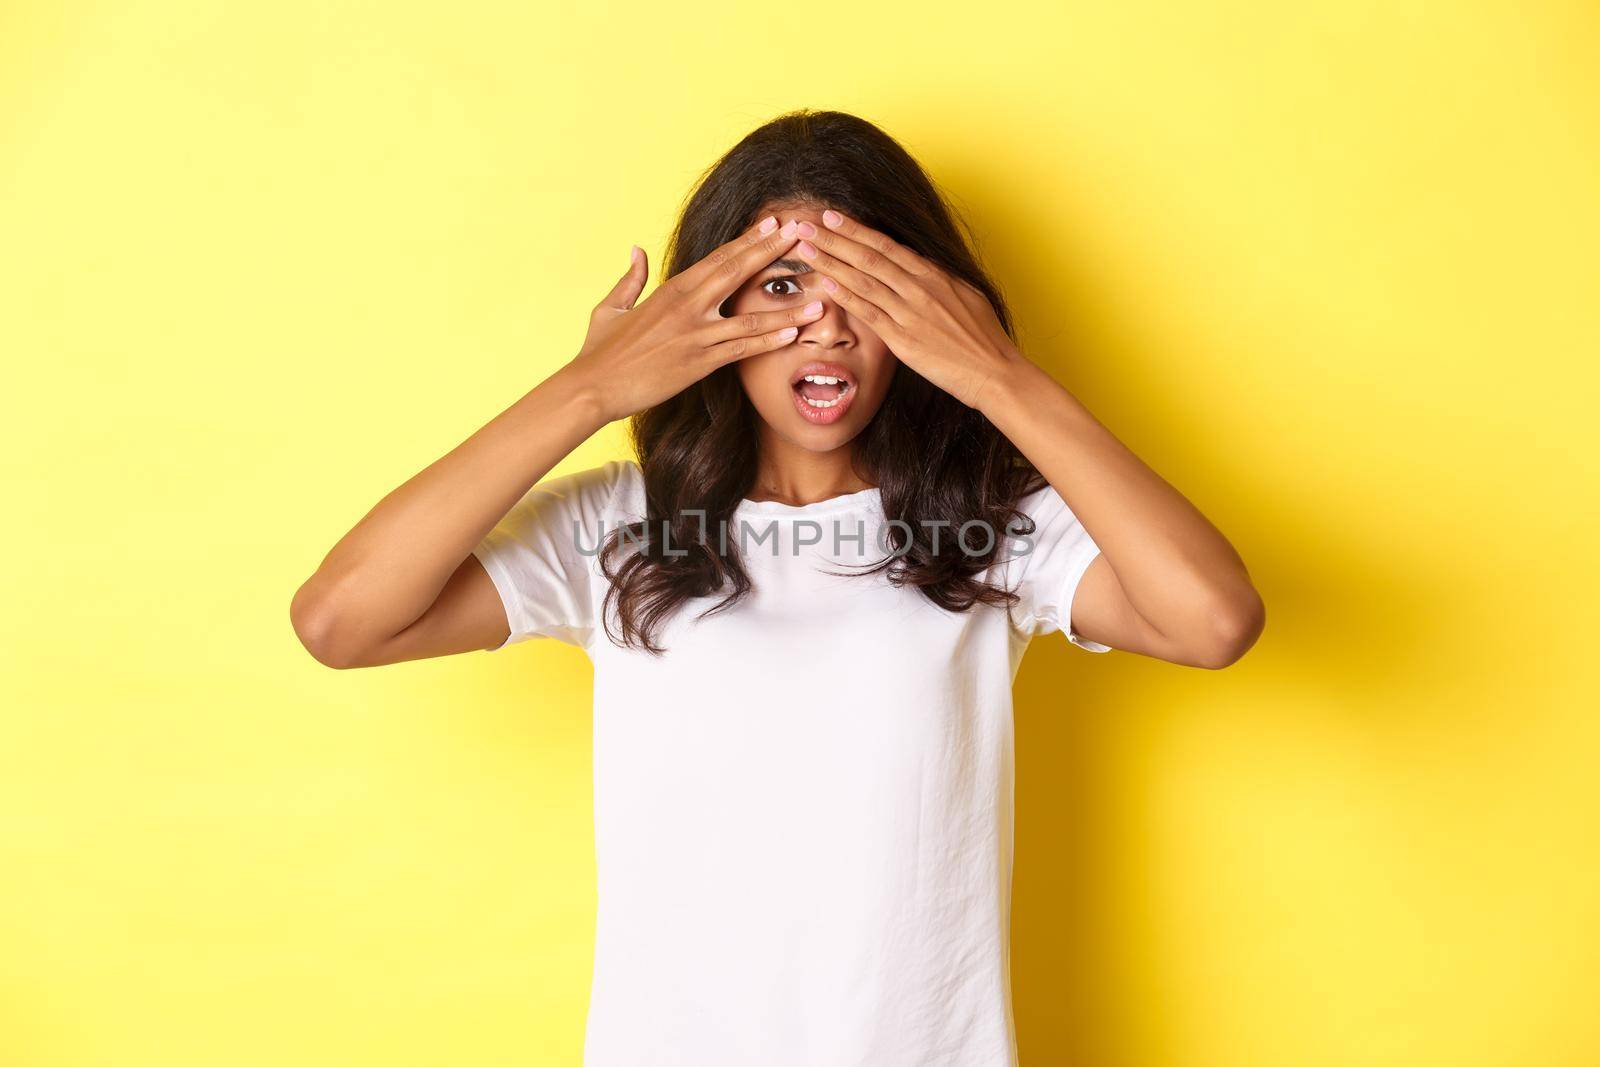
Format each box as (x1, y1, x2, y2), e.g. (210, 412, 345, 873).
(543, 363, 615, 430)
(973, 345, 1043, 419)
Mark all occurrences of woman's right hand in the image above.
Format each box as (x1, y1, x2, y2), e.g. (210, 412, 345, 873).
(560, 215, 824, 424)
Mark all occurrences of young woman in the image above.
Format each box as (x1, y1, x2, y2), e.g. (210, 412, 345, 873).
(291, 109, 1264, 1066)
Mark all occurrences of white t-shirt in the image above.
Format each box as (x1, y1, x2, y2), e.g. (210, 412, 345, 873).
(471, 458, 1110, 1066)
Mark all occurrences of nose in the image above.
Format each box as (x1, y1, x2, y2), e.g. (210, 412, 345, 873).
(798, 296, 853, 350)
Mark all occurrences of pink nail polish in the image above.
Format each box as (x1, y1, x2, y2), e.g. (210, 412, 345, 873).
(823, 209, 843, 227)
(779, 220, 799, 239)
(803, 300, 823, 315)
(797, 221, 816, 238)
(821, 276, 838, 292)
(758, 215, 778, 234)
(798, 240, 817, 257)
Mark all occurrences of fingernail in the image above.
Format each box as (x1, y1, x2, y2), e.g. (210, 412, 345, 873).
(758, 215, 778, 234)
(779, 220, 799, 239)
(796, 221, 816, 238)
(803, 300, 823, 315)
(823, 209, 843, 227)
(821, 276, 838, 292)
(778, 326, 798, 340)
(797, 240, 817, 257)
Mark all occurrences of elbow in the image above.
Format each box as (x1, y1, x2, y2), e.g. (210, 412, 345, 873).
(1191, 586, 1266, 670)
(290, 579, 368, 670)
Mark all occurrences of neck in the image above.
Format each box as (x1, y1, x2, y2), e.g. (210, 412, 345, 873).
(745, 432, 873, 507)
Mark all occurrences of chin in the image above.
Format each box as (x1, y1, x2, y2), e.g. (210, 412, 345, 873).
(775, 424, 862, 453)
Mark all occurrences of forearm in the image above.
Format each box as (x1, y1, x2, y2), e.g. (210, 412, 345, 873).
(292, 364, 608, 657)
(979, 353, 1261, 650)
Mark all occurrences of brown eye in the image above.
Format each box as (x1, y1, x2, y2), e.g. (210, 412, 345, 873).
(762, 278, 802, 298)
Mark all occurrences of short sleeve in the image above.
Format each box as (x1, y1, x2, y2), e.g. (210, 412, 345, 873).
(469, 459, 630, 652)
(1002, 481, 1113, 653)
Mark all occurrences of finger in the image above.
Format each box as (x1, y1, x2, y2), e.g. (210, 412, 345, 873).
(816, 209, 936, 284)
(794, 239, 914, 328)
(678, 216, 803, 309)
(807, 273, 911, 345)
(702, 300, 825, 344)
(598, 245, 648, 312)
(702, 321, 802, 367)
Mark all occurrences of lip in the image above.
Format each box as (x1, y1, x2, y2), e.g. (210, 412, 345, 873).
(788, 359, 859, 426)
(788, 360, 858, 390)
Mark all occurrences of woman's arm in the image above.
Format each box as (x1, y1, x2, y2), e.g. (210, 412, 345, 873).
(789, 209, 1264, 668)
(291, 217, 816, 668)
(977, 362, 1265, 668)
(289, 367, 608, 667)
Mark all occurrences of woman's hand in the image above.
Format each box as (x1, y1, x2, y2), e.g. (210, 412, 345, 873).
(561, 216, 824, 424)
(788, 209, 1027, 411)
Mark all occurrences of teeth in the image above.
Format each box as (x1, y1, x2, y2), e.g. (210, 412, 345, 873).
(801, 385, 851, 408)
(795, 372, 851, 411)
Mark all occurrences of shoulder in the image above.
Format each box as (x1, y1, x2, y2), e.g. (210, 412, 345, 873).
(605, 458, 645, 521)
(1012, 478, 1080, 530)
(992, 477, 1096, 577)
(989, 476, 1071, 553)
(1005, 469, 1064, 519)
(563, 456, 638, 500)
(507, 458, 642, 527)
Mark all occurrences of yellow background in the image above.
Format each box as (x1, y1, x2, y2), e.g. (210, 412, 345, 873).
(3, 1, 1596, 1064)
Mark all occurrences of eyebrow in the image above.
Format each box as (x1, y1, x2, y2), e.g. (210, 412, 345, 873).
(761, 257, 813, 275)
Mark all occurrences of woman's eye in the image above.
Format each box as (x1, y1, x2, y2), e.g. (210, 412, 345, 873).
(762, 278, 802, 298)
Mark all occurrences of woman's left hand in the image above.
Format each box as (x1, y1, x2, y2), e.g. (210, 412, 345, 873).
(792, 209, 1027, 411)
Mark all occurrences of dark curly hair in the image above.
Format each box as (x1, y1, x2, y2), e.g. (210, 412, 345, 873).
(598, 108, 1048, 654)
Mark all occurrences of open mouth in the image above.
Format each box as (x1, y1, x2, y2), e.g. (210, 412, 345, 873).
(789, 360, 858, 417)
(792, 372, 854, 410)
